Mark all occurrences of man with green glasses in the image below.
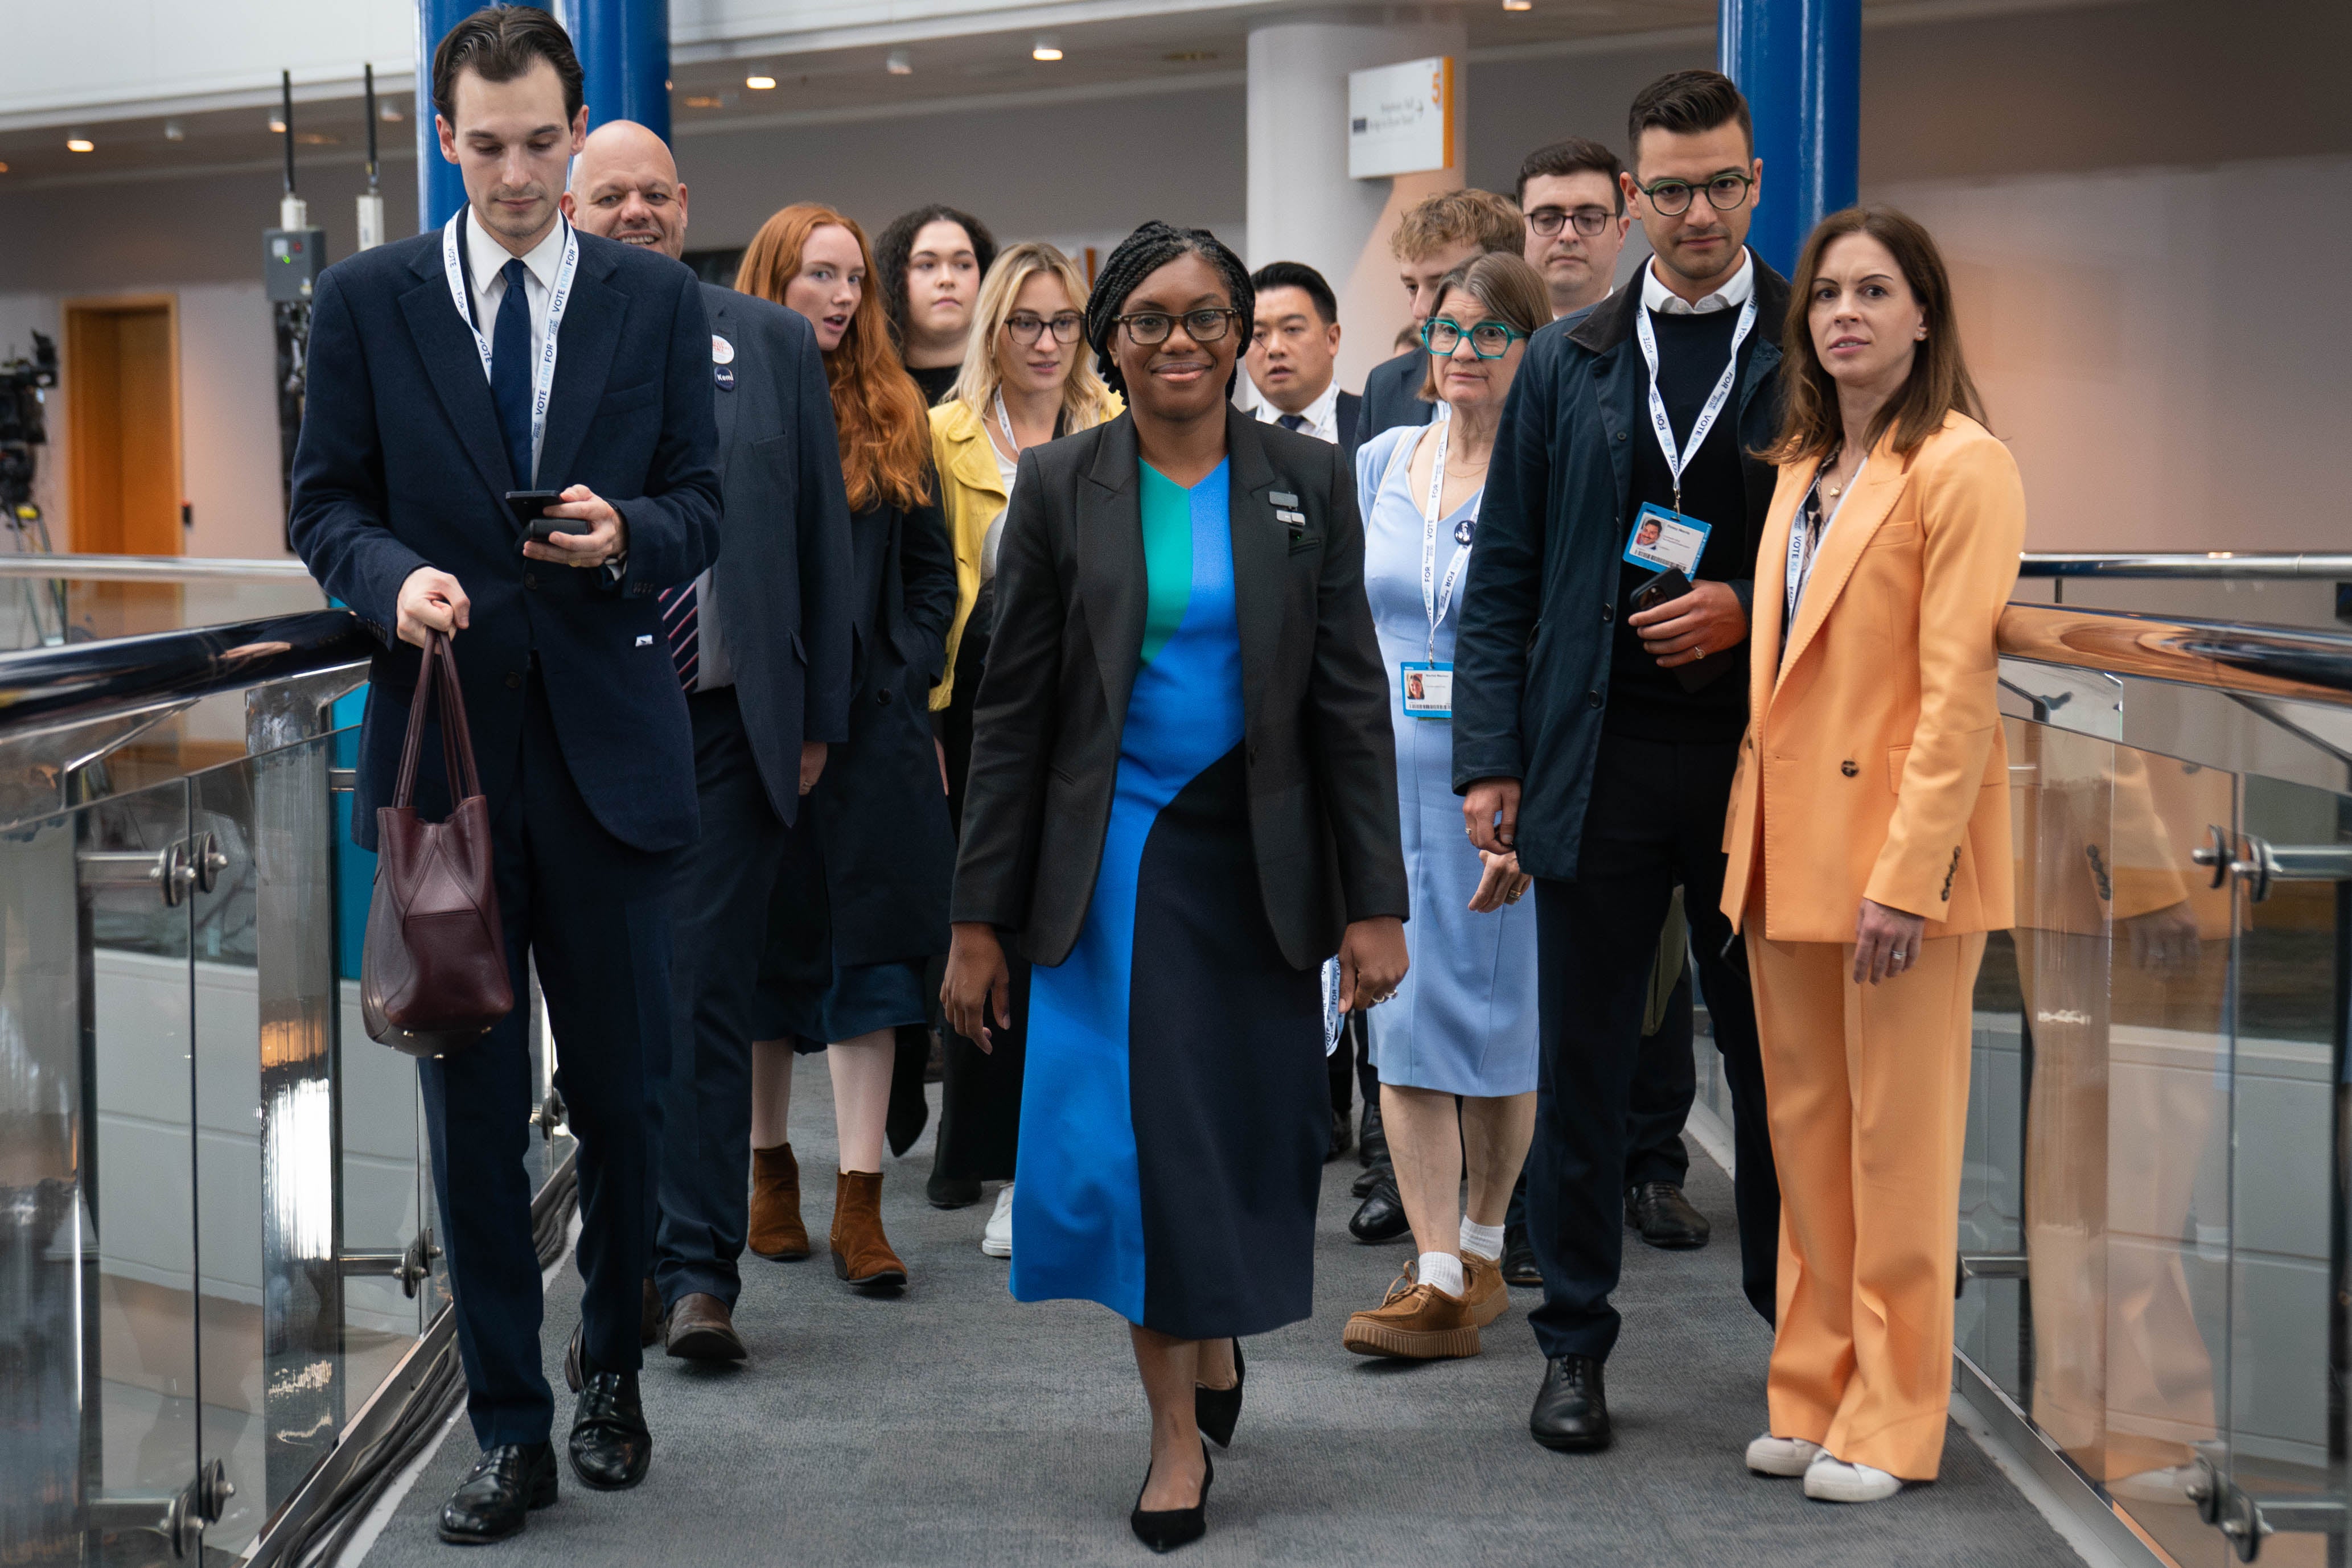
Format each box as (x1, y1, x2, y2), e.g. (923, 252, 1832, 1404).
(1452, 67, 1788, 1457)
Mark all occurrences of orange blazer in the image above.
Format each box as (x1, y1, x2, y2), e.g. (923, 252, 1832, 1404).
(1721, 411, 2025, 943)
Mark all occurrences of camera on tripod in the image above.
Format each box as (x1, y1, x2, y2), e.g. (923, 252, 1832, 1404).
(1, 330, 60, 519)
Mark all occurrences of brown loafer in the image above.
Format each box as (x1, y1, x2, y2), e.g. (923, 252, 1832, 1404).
(664, 1292, 747, 1362)
(749, 1143, 811, 1261)
(1462, 1250, 1510, 1328)
(829, 1170, 907, 1289)
(1342, 1266, 1481, 1360)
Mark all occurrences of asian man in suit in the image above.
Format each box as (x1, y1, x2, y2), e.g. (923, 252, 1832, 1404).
(561, 121, 856, 1368)
(287, 9, 719, 1544)
(1243, 261, 1361, 472)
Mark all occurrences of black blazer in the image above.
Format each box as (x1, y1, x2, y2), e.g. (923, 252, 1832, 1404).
(1333, 389, 1364, 472)
(951, 408, 1407, 970)
(1351, 350, 1434, 452)
(801, 489, 959, 965)
(701, 283, 854, 826)
(290, 226, 721, 853)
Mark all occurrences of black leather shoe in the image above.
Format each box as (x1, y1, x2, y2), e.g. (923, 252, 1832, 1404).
(1129, 1441, 1212, 1553)
(1351, 1163, 1382, 1199)
(927, 1168, 982, 1209)
(1501, 1224, 1542, 1287)
(1529, 1354, 1611, 1451)
(1325, 1108, 1352, 1163)
(438, 1442, 557, 1543)
(568, 1370, 652, 1491)
(1626, 1182, 1711, 1249)
(1348, 1168, 1411, 1244)
(1195, 1338, 1244, 1448)
(1357, 1096, 1388, 1168)
(562, 1325, 583, 1394)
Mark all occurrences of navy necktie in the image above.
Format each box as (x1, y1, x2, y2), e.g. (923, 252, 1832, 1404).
(1277, 413, 1307, 433)
(491, 257, 534, 486)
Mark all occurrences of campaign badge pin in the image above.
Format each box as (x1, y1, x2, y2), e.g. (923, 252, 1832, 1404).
(712, 335, 735, 365)
(714, 365, 735, 390)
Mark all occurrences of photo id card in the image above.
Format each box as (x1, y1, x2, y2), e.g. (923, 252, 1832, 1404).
(1622, 502, 1710, 575)
(1401, 661, 1453, 721)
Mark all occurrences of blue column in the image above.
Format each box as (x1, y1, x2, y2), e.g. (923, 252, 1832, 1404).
(1718, 0, 1860, 276)
(415, 0, 479, 232)
(568, 0, 671, 142)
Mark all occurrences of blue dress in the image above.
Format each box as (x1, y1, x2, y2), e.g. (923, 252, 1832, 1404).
(1010, 460, 1327, 1339)
(1355, 424, 1539, 1096)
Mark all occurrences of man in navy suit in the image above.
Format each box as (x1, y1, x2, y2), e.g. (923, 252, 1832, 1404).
(288, 9, 718, 1542)
(1242, 261, 1363, 472)
(561, 121, 854, 1367)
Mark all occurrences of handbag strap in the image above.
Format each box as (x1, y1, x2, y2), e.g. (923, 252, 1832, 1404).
(389, 631, 488, 812)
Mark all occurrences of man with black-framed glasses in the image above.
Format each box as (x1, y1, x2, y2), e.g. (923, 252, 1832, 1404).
(1517, 137, 1633, 320)
(1453, 67, 1788, 1456)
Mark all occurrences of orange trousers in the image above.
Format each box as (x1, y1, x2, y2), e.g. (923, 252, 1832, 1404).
(1747, 927, 1986, 1480)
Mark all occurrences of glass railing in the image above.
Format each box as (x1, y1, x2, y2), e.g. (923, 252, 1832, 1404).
(0, 611, 576, 1566)
(0, 553, 326, 652)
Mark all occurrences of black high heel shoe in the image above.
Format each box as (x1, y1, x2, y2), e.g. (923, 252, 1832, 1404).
(1129, 1441, 1213, 1554)
(1194, 1338, 1245, 1448)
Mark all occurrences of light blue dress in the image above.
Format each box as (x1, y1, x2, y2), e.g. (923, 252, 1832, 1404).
(1355, 423, 1539, 1096)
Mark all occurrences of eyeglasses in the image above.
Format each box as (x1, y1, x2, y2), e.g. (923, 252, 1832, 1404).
(1422, 317, 1528, 359)
(1115, 307, 1242, 345)
(1634, 171, 1753, 217)
(1527, 205, 1617, 239)
(1005, 311, 1084, 345)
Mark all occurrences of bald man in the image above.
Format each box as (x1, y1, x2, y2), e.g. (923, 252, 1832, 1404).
(563, 122, 853, 1367)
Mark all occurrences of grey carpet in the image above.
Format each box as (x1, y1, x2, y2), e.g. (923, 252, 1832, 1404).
(363, 1082, 2079, 1567)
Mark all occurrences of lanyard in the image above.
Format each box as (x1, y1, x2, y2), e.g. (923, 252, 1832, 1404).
(1784, 456, 1866, 629)
(1417, 420, 1477, 661)
(443, 209, 579, 485)
(1632, 288, 1757, 518)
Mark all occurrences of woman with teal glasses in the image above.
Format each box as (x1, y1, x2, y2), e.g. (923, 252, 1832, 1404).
(943, 220, 1408, 1552)
(1341, 252, 1552, 1365)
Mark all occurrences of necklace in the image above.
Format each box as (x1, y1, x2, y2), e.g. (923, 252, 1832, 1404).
(1823, 443, 1849, 500)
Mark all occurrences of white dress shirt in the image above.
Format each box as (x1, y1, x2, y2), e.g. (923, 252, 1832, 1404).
(463, 208, 569, 483)
(1639, 249, 1754, 316)
(1250, 378, 1341, 445)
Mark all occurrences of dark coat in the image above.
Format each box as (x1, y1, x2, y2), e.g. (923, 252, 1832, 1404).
(800, 483, 959, 965)
(289, 225, 721, 853)
(951, 408, 1408, 970)
(1333, 388, 1364, 472)
(1351, 350, 1434, 452)
(1450, 252, 1791, 882)
(700, 282, 854, 826)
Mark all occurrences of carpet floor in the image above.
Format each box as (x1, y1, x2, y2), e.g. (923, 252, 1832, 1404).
(362, 1079, 2080, 1567)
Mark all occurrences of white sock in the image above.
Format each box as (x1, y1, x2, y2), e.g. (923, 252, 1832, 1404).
(1459, 1219, 1504, 1260)
(1417, 1250, 1465, 1298)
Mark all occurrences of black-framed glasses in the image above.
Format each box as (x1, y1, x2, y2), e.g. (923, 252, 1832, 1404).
(1527, 204, 1616, 239)
(1634, 171, 1753, 217)
(1005, 311, 1084, 346)
(1422, 317, 1528, 359)
(1115, 307, 1242, 345)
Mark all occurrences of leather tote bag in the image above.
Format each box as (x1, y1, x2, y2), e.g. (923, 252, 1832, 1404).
(360, 632, 514, 1056)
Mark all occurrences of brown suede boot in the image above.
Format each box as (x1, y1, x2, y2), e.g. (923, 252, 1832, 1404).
(747, 1143, 810, 1261)
(829, 1170, 908, 1289)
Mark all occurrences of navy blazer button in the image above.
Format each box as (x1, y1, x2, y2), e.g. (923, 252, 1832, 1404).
(1587, 689, 1603, 709)
(524, 573, 538, 590)
(506, 672, 522, 689)
(1840, 759, 1858, 777)
(1601, 603, 1614, 622)
(877, 688, 891, 705)
(1615, 431, 1628, 442)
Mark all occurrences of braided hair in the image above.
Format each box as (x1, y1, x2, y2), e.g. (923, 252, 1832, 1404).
(1084, 221, 1255, 400)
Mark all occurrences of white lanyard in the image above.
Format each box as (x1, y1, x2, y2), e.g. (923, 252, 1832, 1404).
(1632, 289, 1757, 518)
(443, 210, 579, 485)
(1417, 421, 1477, 661)
(1784, 456, 1866, 628)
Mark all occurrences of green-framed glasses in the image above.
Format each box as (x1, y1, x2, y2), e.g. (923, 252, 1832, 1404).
(1422, 317, 1528, 359)
(1633, 171, 1753, 217)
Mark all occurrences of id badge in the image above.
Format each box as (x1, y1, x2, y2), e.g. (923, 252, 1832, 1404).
(1400, 660, 1453, 720)
(1623, 502, 1710, 575)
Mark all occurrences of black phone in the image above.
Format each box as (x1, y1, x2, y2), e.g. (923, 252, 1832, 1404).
(1630, 567, 1693, 617)
(504, 489, 578, 544)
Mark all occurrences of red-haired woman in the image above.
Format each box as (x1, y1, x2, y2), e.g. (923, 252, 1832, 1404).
(732, 204, 957, 1291)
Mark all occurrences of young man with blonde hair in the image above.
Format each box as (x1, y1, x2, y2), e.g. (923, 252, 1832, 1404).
(1351, 187, 1526, 449)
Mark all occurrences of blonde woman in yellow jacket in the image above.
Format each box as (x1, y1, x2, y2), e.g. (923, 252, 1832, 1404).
(924, 241, 1118, 1239)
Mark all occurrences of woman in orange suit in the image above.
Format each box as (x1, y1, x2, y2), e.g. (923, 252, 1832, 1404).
(1718, 205, 2024, 1504)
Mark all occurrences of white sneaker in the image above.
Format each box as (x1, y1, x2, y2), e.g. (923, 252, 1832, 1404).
(1746, 1434, 1824, 1476)
(1803, 1453, 1902, 1503)
(980, 1183, 1014, 1258)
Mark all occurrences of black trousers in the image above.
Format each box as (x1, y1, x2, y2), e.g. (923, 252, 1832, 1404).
(1327, 1011, 1376, 1117)
(1524, 732, 1778, 1362)
(648, 688, 793, 1310)
(421, 669, 677, 1447)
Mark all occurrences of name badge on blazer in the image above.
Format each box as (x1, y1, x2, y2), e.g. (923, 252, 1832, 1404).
(1273, 491, 1315, 548)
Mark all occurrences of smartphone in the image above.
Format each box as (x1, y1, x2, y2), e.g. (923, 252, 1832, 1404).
(1630, 567, 1693, 617)
(504, 489, 579, 545)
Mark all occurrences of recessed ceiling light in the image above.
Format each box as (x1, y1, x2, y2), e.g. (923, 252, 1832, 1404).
(380, 100, 405, 122)
(886, 49, 912, 75)
(682, 94, 726, 109)
(1163, 50, 1218, 62)
(66, 137, 94, 153)
(268, 115, 287, 133)
(295, 131, 339, 146)
(0, 161, 11, 174)
(1502, 0, 1532, 10)
(164, 119, 186, 142)
(1032, 36, 1063, 61)
(746, 74, 776, 89)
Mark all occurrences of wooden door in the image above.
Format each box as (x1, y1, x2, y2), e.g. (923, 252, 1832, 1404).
(66, 297, 181, 555)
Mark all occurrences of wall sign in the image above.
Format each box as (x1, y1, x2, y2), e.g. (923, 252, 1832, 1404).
(1348, 56, 1455, 180)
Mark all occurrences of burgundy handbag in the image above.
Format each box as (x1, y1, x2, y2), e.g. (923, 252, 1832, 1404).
(360, 631, 514, 1057)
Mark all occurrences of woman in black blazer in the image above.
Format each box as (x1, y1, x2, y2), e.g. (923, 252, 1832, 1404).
(943, 222, 1408, 1551)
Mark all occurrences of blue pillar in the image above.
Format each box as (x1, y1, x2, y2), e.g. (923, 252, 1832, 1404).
(414, 0, 479, 232)
(568, 0, 670, 142)
(1718, 0, 1860, 276)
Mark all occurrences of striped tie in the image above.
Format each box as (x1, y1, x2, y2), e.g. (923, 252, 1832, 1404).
(657, 582, 698, 691)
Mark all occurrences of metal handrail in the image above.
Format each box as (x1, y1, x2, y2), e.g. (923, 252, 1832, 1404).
(1995, 601, 2352, 708)
(0, 609, 373, 734)
(2018, 551, 2352, 579)
(0, 552, 318, 583)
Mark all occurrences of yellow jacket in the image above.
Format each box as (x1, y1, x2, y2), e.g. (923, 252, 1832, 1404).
(1721, 412, 2025, 941)
(928, 393, 1119, 709)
